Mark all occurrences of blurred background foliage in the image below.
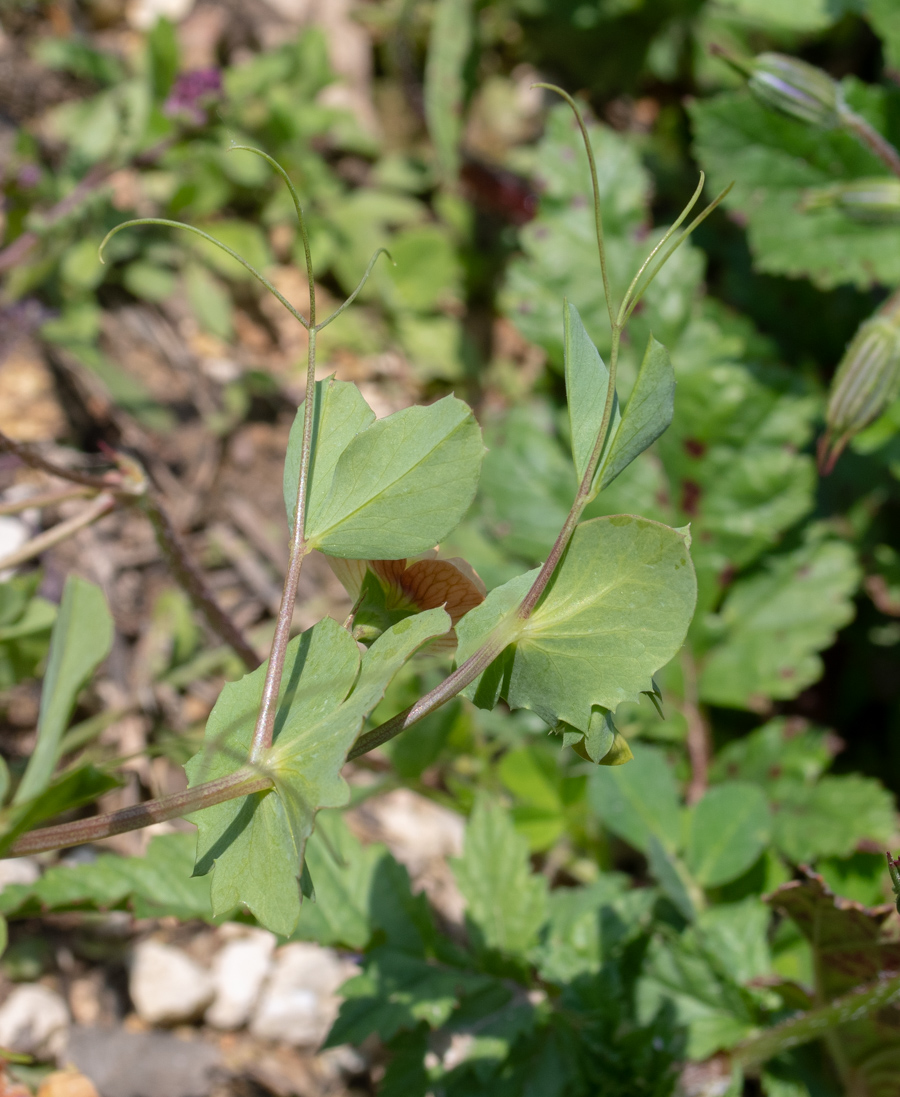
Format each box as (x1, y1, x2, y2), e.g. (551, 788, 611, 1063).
(3, 0, 900, 1093)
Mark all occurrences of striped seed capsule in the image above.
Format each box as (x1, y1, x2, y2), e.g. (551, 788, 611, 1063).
(802, 177, 900, 223)
(821, 296, 900, 472)
(748, 53, 844, 129)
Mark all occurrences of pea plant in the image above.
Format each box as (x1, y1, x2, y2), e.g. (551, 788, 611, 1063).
(0, 85, 722, 923)
(5, 46, 900, 1093)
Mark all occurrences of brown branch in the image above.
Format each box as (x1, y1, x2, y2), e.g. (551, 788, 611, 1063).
(682, 650, 710, 805)
(8, 769, 273, 856)
(0, 430, 118, 491)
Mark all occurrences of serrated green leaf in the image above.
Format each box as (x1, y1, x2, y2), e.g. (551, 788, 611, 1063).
(589, 741, 681, 854)
(283, 377, 375, 529)
(773, 775, 895, 863)
(564, 300, 619, 487)
(15, 578, 113, 805)
(685, 783, 771, 888)
(691, 85, 900, 289)
(596, 335, 675, 494)
(460, 516, 696, 732)
(187, 610, 450, 936)
(451, 798, 548, 957)
(536, 873, 646, 983)
(637, 928, 758, 1060)
(305, 395, 484, 559)
(327, 947, 491, 1046)
(699, 538, 860, 708)
(866, 0, 900, 68)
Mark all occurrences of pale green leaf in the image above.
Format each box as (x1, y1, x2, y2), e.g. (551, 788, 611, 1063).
(187, 610, 449, 936)
(423, 0, 473, 181)
(700, 538, 860, 708)
(15, 577, 113, 804)
(283, 377, 375, 529)
(685, 783, 771, 888)
(564, 300, 619, 486)
(462, 516, 696, 732)
(596, 335, 674, 494)
(452, 797, 548, 956)
(306, 395, 484, 558)
(690, 85, 900, 289)
(589, 742, 681, 854)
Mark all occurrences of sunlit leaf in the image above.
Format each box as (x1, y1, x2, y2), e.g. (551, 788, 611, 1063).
(14, 577, 113, 805)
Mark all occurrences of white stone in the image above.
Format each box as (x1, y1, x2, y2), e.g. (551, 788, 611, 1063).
(129, 940, 214, 1025)
(126, 0, 194, 30)
(349, 789, 466, 922)
(250, 943, 355, 1047)
(0, 984, 70, 1060)
(0, 857, 40, 890)
(0, 516, 28, 580)
(205, 929, 276, 1030)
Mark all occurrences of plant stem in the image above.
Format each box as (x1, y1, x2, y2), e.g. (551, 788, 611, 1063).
(841, 107, 900, 181)
(734, 972, 900, 1066)
(532, 84, 615, 332)
(0, 493, 117, 571)
(8, 769, 273, 856)
(0, 486, 94, 516)
(518, 325, 622, 618)
(347, 626, 512, 759)
(143, 493, 261, 671)
(248, 168, 318, 761)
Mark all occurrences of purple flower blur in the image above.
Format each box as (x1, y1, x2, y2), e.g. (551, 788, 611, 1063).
(163, 69, 223, 125)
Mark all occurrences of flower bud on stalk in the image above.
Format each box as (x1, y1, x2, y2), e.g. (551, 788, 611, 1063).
(820, 293, 900, 473)
(749, 53, 845, 127)
(714, 47, 845, 128)
(802, 178, 900, 223)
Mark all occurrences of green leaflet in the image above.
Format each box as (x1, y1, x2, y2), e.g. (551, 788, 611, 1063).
(14, 577, 113, 805)
(303, 395, 484, 559)
(187, 609, 450, 936)
(283, 377, 376, 530)
(699, 537, 860, 708)
(690, 84, 900, 289)
(564, 300, 619, 487)
(563, 303, 673, 500)
(423, 0, 473, 181)
(685, 783, 771, 888)
(451, 797, 548, 957)
(596, 335, 675, 495)
(589, 742, 681, 854)
(459, 517, 696, 732)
